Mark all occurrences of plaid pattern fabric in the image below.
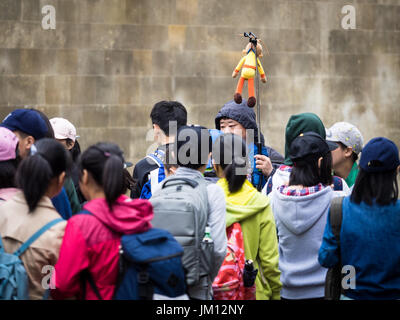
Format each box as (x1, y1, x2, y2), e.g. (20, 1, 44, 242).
(279, 183, 325, 196)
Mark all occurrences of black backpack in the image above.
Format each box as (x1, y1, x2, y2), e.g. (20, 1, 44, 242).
(324, 196, 344, 300)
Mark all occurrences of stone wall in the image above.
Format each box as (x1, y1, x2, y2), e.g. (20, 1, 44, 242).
(0, 0, 399, 167)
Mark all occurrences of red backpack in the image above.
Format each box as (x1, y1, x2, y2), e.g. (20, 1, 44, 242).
(212, 222, 256, 300)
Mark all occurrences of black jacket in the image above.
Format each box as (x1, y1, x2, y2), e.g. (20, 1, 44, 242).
(130, 144, 169, 199)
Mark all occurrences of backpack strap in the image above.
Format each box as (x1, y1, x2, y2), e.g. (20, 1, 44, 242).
(137, 264, 154, 300)
(78, 209, 102, 299)
(325, 196, 344, 300)
(81, 269, 103, 300)
(78, 209, 113, 300)
(145, 153, 163, 168)
(146, 153, 165, 196)
(0, 234, 5, 253)
(13, 218, 65, 257)
(146, 149, 165, 169)
(330, 197, 344, 245)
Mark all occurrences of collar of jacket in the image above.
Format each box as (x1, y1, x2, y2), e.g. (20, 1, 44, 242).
(175, 166, 204, 179)
(13, 191, 55, 210)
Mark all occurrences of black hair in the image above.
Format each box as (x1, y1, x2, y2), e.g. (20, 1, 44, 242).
(150, 101, 187, 136)
(175, 126, 212, 170)
(30, 108, 55, 139)
(337, 142, 358, 162)
(16, 138, 70, 212)
(351, 168, 398, 206)
(79, 142, 125, 211)
(163, 143, 178, 175)
(0, 159, 19, 188)
(212, 133, 248, 194)
(69, 139, 81, 163)
(122, 169, 136, 194)
(289, 152, 333, 187)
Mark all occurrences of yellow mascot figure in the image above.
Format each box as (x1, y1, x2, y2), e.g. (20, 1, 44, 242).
(232, 42, 266, 108)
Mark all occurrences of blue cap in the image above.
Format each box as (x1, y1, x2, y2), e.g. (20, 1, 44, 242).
(1, 109, 48, 140)
(359, 137, 400, 173)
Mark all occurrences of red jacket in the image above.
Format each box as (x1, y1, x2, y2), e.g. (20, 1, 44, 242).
(51, 195, 153, 300)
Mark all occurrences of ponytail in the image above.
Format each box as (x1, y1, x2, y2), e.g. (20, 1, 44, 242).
(70, 139, 81, 163)
(212, 133, 248, 194)
(16, 138, 69, 212)
(224, 157, 247, 194)
(16, 155, 53, 212)
(80, 143, 126, 211)
(103, 153, 125, 210)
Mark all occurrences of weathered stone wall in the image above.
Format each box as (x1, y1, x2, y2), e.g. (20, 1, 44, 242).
(0, 0, 399, 166)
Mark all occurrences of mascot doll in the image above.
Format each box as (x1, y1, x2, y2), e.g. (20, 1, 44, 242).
(232, 41, 267, 108)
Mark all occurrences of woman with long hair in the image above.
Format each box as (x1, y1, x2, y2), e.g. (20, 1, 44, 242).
(212, 133, 281, 300)
(0, 138, 69, 299)
(269, 132, 339, 300)
(52, 142, 153, 300)
(319, 137, 400, 300)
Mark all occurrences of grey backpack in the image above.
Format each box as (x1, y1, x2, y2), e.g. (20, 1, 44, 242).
(150, 175, 213, 287)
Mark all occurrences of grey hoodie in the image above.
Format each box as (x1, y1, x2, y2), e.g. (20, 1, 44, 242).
(270, 185, 334, 299)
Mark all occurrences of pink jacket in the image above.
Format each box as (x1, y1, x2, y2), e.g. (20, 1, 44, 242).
(52, 195, 153, 300)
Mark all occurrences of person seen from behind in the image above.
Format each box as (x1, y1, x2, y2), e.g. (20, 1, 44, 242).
(131, 100, 187, 199)
(319, 137, 400, 300)
(212, 133, 281, 300)
(52, 143, 153, 300)
(270, 132, 339, 300)
(0, 138, 68, 299)
(0, 127, 21, 202)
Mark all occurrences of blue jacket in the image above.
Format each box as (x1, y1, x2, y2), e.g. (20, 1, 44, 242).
(51, 187, 73, 220)
(249, 143, 269, 190)
(318, 196, 400, 300)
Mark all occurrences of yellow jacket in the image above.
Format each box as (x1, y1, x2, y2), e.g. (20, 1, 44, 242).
(217, 179, 282, 300)
(235, 50, 266, 80)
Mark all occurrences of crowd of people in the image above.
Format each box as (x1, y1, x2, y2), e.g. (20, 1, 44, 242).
(0, 99, 399, 300)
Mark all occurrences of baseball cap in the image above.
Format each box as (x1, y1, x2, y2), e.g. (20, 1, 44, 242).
(50, 117, 78, 142)
(359, 137, 400, 173)
(290, 131, 338, 162)
(0, 127, 18, 161)
(1, 109, 48, 140)
(326, 122, 364, 155)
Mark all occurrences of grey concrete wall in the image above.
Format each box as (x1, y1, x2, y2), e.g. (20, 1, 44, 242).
(0, 0, 399, 166)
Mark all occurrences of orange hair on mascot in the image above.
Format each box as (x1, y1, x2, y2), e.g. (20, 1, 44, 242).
(232, 42, 266, 108)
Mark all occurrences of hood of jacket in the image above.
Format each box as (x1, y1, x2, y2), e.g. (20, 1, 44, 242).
(284, 113, 326, 166)
(83, 195, 153, 234)
(217, 178, 269, 227)
(272, 186, 333, 235)
(215, 100, 265, 145)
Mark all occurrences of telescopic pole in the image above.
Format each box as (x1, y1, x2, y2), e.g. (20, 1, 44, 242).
(251, 34, 263, 192)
